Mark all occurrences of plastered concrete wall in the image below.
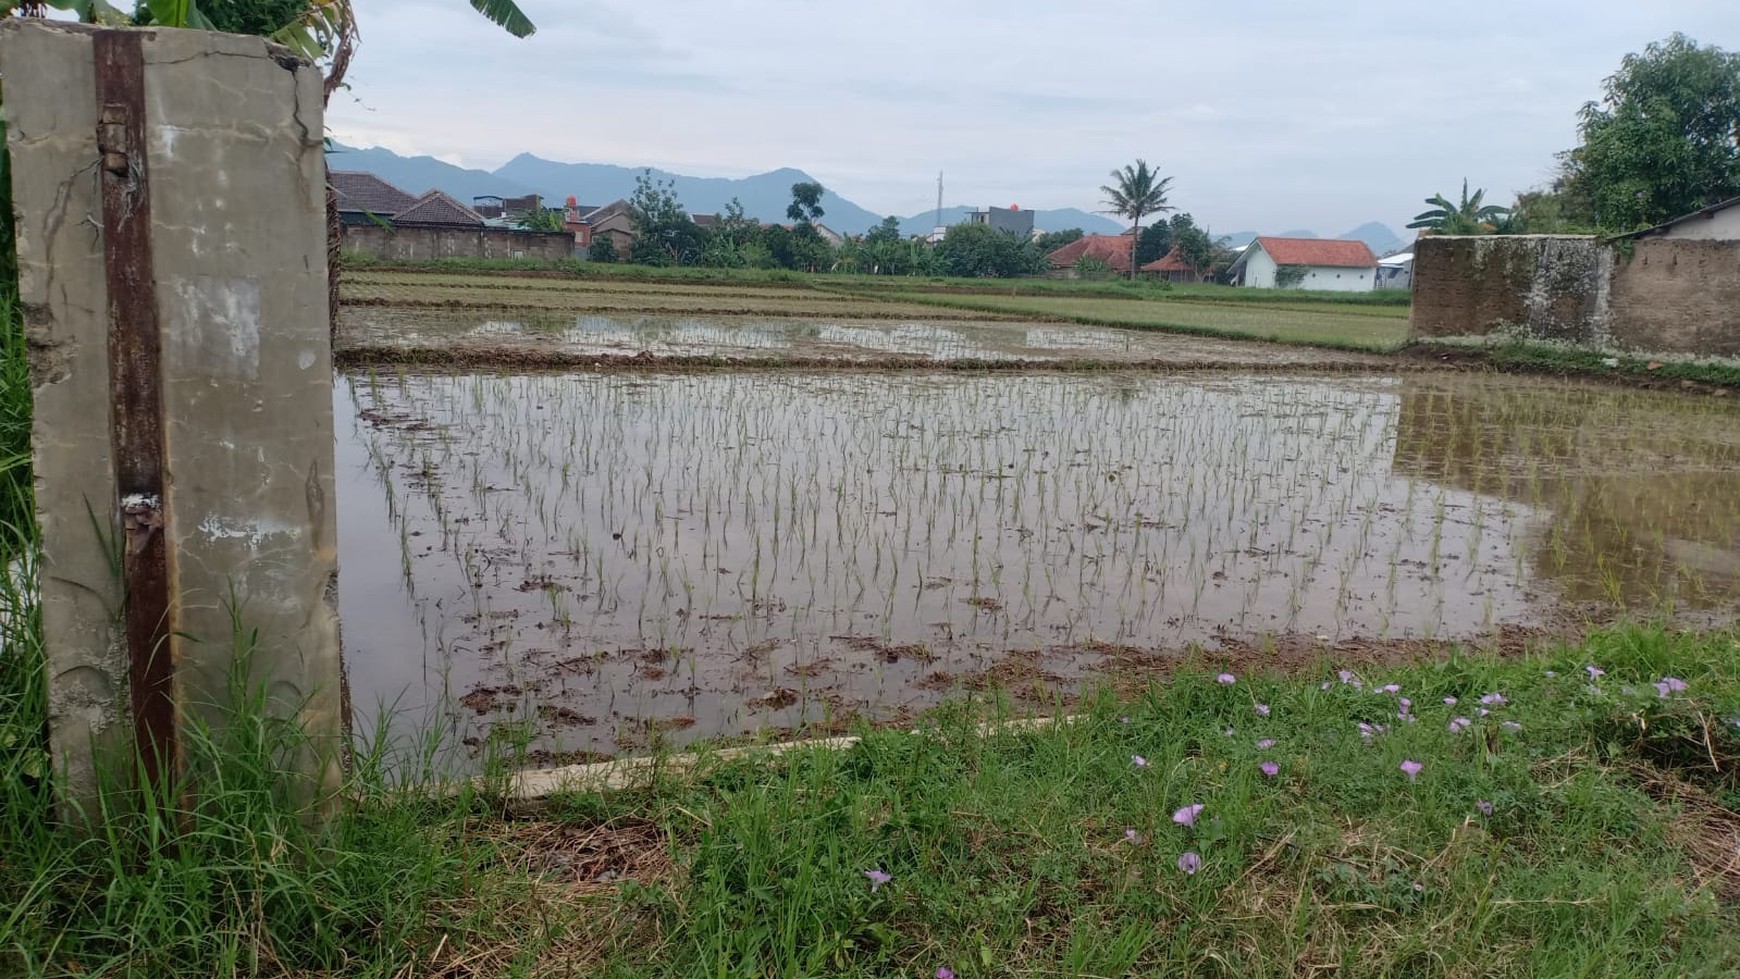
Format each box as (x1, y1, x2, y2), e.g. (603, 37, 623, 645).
(1408, 234, 1740, 357)
(342, 224, 575, 261)
(1, 21, 342, 810)
(1607, 238, 1740, 357)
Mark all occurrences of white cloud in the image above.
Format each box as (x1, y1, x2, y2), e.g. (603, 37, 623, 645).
(327, 0, 1740, 234)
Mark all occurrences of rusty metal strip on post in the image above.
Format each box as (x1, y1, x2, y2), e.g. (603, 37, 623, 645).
(95, 29, 176, 791)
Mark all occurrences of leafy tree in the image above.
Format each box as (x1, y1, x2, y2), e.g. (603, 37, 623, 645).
(935, 223, 1045, 278)
(1100, 159, 1174, 280)
(1560, 33, 1740, 230)
(1406, 179, 1510, 234)
(757, 223, 797, 270)
(715, 198, 759, 248)
(1497, 188, 1597, 235)
(627, 170, 705, 266)
(587, 236, 618, 263)
(1073, 255, 1114, 279)
(17, 0, 534, 95)
(865, 216, 903, 245)
(515, 207, 565, 232)
(788, 223, 835, 272)
(787, 181, 825, 225)
(1135, 223, 1173, 267)
(1168, 214, 1213, 274)
(1034, 228, 1084, 255)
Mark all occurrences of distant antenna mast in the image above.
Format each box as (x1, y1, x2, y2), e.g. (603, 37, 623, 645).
(935, 171, 943, 229)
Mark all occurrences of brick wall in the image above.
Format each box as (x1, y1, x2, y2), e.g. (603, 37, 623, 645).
(342, 224, 574, 261)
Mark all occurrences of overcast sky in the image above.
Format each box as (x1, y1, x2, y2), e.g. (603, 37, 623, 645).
(327, 1, 1738, 235)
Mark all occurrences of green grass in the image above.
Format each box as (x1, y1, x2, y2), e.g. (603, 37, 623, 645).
(881, 292, 1410, 351)
(4, 618, 1737, 976)
(342, 253, 1412, 308)
(1412, 337, 1740, 389)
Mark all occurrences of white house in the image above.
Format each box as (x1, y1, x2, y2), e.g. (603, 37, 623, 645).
(1375, 252, 1414, 289)
(1227, 236, 1379, 292)
(1626, 196, 1740, 241)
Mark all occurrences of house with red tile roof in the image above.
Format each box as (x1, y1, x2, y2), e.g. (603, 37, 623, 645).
(1140, 245, 1211, 283)
(1226, 236, 1377, 291)
(1045, 231, 1139, 275)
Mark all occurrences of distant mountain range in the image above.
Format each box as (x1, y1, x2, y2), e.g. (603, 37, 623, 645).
(327, 144, 1402, 249)
(327, 144, 1124, 235)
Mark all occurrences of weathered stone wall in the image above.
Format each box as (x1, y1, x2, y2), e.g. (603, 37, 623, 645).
(1409, 236, 1610, 346)
(1409, 234, 1740, 358)
(342, 224, 575, 261)
(1, 21, 342, 812)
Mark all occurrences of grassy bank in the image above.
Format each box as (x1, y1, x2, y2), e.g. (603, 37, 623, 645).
(341, 253, 1411, 308)
(3, 621, 1737, 976)
(883, 291, 1410, 352)
(1407, 338, 1740, 390)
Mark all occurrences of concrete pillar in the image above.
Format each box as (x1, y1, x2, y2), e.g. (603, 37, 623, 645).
(1, 21, 342, 814)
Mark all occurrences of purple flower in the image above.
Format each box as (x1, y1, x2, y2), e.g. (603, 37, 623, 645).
(1380, 684, 1401, 694)
(1124, 828, 1142, 844)
(1132, 754, 1149, 768)
(1398, 697, 1412, 711)
(1400, 759, 1423, 782)
(1660, 676, 1688, 693)
(1254, 703, 1270, 717)
(1449, 716, 1471, 733)
(1443, 696, 1458, 706)
(863, 869, 891, 892)
(1475, 800, 1494, 816)
(1256, 738, 1276, 750)
(1177, 850, 1202, 875)
(1502, 721, 1522, 733)
(1337, 670, 1356, 685)
(937, 969, 956, 979)
(1321, 681, 1333, 691)
(1476, 708, 1490, 718)
(1480, 693, 1507, 707)
(1259, 761, 1280, 778)
(1585, 664, 1605, 680)
(1217, 673, 1236, 685)
(1172, 803, 1205, 827)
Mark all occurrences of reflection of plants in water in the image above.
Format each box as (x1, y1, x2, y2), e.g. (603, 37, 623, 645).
(338, 369, 1740, 756)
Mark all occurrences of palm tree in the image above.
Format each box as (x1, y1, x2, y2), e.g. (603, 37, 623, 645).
(1407, 179, 1511, 235)
(1100, 160, 1174, 280)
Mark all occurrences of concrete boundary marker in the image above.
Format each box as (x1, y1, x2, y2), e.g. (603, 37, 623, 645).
(489, 715, 1081, 807)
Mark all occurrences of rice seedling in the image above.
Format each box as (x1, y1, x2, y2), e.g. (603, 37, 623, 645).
(335, 368, 1740, 762)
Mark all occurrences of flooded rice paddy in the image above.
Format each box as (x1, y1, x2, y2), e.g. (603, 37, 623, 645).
(337, 368, 1740, 763)
(339, 307, 1389, 368)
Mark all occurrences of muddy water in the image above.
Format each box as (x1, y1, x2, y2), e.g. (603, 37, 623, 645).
(335, 371, 1740, 762)
(338, 308, 1390, 367)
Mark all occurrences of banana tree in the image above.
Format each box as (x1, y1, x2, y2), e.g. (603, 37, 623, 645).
(1407, 179, 1511, 235)
(7, 0, 534, 99)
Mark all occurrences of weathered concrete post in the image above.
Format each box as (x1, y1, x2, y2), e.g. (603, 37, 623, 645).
(1, 21, 342, 814)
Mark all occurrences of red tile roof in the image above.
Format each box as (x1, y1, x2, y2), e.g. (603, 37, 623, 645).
(1046, 233, 1140, 272)
(392, 189, 485, 228)
(1140, 246, 1202, 273)
(330, 170, 417, 216)
(1252, 236, 1377, 268)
